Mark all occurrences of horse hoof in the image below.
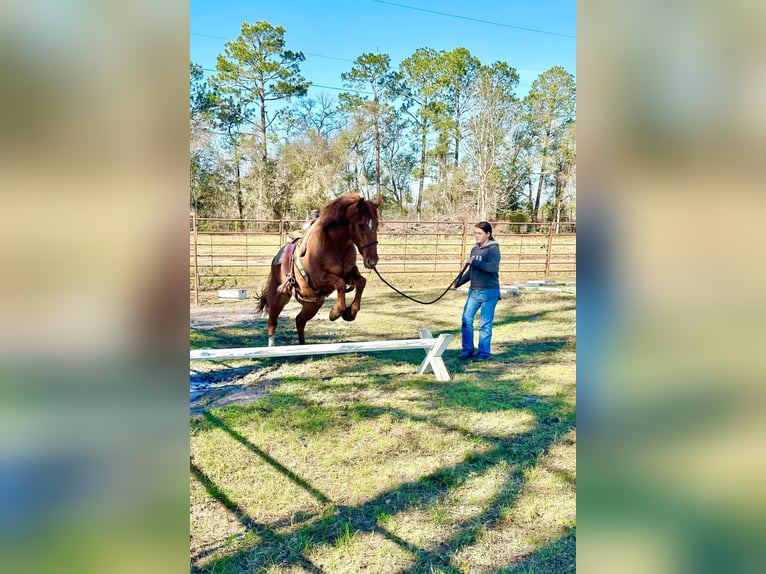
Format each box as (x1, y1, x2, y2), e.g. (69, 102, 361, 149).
(341, 308, 356, 321)
(329, 310, 341, 321)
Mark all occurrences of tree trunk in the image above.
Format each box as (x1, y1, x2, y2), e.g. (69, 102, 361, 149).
(374, 99, 381, 198)
(236, 160, 243, 219)
(533, 149, 547, 223)
(555, 170, 566, 233)
(416, 125, 426, 218)
(260, 95, 268, 163)
(454, 94, 461, 167)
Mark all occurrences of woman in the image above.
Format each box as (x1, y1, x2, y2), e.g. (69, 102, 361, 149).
(452, 221, 501, 361)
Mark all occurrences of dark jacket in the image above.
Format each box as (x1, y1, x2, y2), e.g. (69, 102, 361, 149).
(455, 240, 500, 290)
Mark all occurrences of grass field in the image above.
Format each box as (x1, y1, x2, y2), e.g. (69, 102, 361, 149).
(190, 282, 575, 573)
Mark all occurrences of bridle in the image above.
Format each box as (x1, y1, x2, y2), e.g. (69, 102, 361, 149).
(358, 239, 379, 251)
(355, 219, 379, 255)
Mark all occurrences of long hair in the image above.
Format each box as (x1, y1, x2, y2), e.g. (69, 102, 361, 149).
(475, 221, 494, 241)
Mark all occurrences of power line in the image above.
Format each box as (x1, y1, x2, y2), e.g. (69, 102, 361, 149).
(371, 0, 576, 39)
(200, 68, 372, 95)
(192, 33, 356, 63)
(191, 32, 228, 41)
(194, 33, 535, 91)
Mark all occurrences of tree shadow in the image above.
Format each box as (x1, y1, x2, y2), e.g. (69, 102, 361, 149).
(190, 324, 264, 350)
(496, 528, 576, 573)
(493, 336, 573, 365)
(194, 391, 575, 573)
(191, 295, 575, 572)
(189, 459, 326, 574)
(491, 304, 576, 330)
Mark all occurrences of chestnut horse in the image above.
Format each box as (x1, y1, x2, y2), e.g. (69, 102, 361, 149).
(255, 194, 382, 345)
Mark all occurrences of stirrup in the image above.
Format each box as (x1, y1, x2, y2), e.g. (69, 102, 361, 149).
(277, 278, 293, 294)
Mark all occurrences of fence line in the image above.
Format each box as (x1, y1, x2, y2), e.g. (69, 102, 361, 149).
(190, 216, 575, 304)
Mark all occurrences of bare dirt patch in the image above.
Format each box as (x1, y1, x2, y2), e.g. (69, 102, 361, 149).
(190, 302, 276, 415)
(190, 301, 259, 330)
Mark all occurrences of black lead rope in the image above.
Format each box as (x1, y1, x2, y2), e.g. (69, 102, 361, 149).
(372, 263, 470, 305)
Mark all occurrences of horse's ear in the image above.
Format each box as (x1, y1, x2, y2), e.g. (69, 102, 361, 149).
(372, 196, 383, 208)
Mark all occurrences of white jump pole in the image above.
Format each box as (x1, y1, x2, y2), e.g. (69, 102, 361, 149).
(190, 329, 453, 381)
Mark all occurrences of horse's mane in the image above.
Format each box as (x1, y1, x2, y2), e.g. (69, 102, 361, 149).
(315, 194, 380, 240)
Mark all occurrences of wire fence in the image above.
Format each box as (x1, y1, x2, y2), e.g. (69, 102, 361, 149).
(190, 215, 576, 304)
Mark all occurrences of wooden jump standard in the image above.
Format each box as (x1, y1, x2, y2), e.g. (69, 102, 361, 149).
(190, 328, 453, 381)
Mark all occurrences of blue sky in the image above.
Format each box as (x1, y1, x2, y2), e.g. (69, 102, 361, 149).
(190, 0, 575, 98)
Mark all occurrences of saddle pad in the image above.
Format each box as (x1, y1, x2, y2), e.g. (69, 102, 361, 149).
(273, 239, 299, 276)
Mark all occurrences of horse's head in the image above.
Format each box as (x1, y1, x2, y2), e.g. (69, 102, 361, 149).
(347, 196, 382, 269)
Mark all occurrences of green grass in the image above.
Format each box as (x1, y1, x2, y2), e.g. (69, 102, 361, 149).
(190, 285, 575, 573)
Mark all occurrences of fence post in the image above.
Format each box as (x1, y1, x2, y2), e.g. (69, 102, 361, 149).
(192, 211, 199, 306)
(460, 222, 467, 274)
(544, 222, 554, 278)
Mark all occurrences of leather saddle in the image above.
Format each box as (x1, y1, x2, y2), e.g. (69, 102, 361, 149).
(273, 238, 300, 277)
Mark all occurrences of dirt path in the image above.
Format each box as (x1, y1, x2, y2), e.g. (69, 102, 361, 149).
(190, 302, 279, 415)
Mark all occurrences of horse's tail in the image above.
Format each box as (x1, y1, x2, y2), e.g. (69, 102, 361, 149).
(255, 287, 269, 315)
(255, 264, 280, 315)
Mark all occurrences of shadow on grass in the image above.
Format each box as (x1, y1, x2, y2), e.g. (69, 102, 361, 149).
(190, 460, 326, 574)
(193, 391, 575, 574)
(191, 324, 344, 350)
(203, 411, 331, 504)
(191, 295, 575, 573)
(191, 324, 264, 350)
(491, 304, 576, 329)
(223, 390, 343, 434)
(192, 334, 572, 404)
(500, 528, 576, 574)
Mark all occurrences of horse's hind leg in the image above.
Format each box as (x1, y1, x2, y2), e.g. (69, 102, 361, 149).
(265, 266, 291, 346)
(295, 300, 324, 345)
(267, 293, 291, 346)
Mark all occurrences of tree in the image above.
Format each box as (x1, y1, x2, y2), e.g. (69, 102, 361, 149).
(398, 48, 449, 218)
(211, 21, 309, 218)
(441, 48, 480, 166)
(464, 61, 520, 219)
(378, 107, 415, 209)
(552, 118, 576, 230)
(207, 91, 252, 219)
(278, 130, 346, 217)
(280, 93, 340, 142)
(340, 53, 397, 199)
(213, 21, 310, 162)
(523, 66, 576, 222)
(190, 62, 227, 217)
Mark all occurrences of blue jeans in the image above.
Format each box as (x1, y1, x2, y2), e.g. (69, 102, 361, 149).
(461, 288, 500, 358)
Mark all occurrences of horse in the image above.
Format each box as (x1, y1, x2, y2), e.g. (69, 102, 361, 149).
(255, 194, 382, 346)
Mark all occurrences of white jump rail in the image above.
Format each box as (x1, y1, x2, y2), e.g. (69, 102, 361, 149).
(190, 328, 453, 381)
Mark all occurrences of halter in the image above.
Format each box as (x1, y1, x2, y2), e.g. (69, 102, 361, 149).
(358, 239, 379, 250)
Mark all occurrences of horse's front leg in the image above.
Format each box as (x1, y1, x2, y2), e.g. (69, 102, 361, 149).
(341, 270, 366, 322)
(328, 275, 349, 321)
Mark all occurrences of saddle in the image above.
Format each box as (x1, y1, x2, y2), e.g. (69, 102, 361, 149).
(275, 230, 319, 297)
(274, 226, 354, 298)
(275, 238, 300, 294)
